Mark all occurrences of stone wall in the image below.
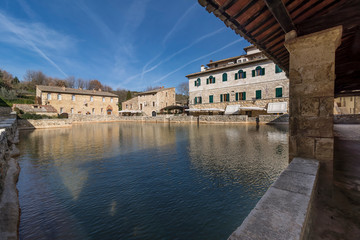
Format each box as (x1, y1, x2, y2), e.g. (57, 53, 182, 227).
(334, 114, 360, 124)
(0, 107, 12, 114)
(198, 115, 248, 123)
(229, 158, 319, 240)
(0, 116, 20, 239)
(17, 119, 72, 129)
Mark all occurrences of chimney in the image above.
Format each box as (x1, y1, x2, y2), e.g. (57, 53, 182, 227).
(99, 88, 102, 91)
(201, 65, 205, 72)
(62, 86, 66, 91)
(209, 60, 213, 62)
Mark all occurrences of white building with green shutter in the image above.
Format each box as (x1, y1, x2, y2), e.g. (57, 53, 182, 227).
(186, 45, 289, 116)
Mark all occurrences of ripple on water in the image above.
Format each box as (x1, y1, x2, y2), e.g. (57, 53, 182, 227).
(17, 123, 288, 240)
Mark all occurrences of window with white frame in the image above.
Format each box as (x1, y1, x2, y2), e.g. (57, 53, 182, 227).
(90, 96, 93, 102)
(111, 98, 113, 103)
(47, 93, 51, 100)
(72, 95, 75, 101)
(57, 94, 62, 100)
(102, 97, 105, 102)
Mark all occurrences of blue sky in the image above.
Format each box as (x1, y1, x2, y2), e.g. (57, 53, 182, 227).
(0, 0, 250, 91)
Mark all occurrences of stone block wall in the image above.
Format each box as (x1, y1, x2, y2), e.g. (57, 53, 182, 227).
(0, 116, 20, 239)
(229, 158, 319, 240)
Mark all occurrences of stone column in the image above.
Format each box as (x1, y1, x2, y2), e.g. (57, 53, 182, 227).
(285, 26, 342, 193)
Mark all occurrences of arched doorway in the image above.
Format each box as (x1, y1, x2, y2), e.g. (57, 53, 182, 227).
(106, 105, 113, 115)
(152, 111, 156, 117)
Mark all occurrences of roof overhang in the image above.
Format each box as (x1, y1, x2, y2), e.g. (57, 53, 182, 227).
(198, 0, 360, 96)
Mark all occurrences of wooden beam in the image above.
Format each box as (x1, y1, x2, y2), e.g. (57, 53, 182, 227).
(263, 0, 296, 33)
(297, 0, 360, 36)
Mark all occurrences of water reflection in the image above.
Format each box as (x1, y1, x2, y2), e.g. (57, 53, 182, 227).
(18, 122, 288, 240)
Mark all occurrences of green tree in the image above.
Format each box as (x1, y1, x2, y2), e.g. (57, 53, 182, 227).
(126, 90, 132, 100)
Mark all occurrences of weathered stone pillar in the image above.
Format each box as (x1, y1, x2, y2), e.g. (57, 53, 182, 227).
(285, 26, 342, 193)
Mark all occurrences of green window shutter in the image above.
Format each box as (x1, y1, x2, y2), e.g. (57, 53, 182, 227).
(235, 73, 238, 80)
(213, 77, 216, 83)
(194, 97, 197, 104)
(256, 90, 261, 99)
(235, 93, 239, 101)
(199, 97, 202, 104)
(207, 78, 209, 84)
(244, 71, 246, 78)
(209, 95, 213, 103)
(226, 93, 230, 102)
(276, 87, 283, 98)
(220, 94, 223, 102)
(275, 65, 282, 73)
(194, 81, 196, 86)
(198, 79, 201, 86)
(262, 68, 265, 75)
(223, 73, 227, 82)
(242, 92, 246, 100)
(252, 70, 255, 77)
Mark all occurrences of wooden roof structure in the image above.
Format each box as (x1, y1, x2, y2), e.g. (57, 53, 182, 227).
(198, 0, 360, 96)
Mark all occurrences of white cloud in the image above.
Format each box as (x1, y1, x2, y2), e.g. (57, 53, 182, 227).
(155, 39, 243, 84)
(0, 11, 72, 77)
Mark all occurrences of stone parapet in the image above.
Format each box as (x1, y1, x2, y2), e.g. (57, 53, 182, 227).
(334, 114, 360, 124)
(0, 116, 20, 240)
(228, 158, 319, 240)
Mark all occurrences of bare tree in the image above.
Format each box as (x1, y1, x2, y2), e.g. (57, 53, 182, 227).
(177, 82, 189, 96)
(145, 86, 162, 91)
(66, 76, 75, 88)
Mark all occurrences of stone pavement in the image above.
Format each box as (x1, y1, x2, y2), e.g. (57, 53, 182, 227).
(308, 124, 360, 239)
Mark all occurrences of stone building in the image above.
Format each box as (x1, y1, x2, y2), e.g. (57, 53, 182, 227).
(121, 87, 176, 116)
(334, 96, 360, 114)
(36, 85, 119, 115)
(186, 45, 289, 116)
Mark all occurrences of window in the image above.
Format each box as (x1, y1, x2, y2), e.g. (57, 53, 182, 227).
(153, 102, 155, 107)
(111, 98, 113, 103)
(126, 104, 128, 109)
(57, 94, 62, 100)
(60, 107, 63, 114)
(209, 95, 213, 103)
(235, 70, 246, 79)
(275, 87, 283, 98)
(71, 108, 74, 114)
(252, 66, 265, 77)
(255, 90, 262, 99)
(220, 93, 230, 102)
(90, 96, 93, 102)
(166, 92, 168, 97)
(235, 92, 246, 101)
(102, 97, 105, 102)
(222, 73, 227, 82)
(275, 65, 282, 73)
(101, 108, 103, 113)
(194, 96, 202, 104)
(72, 95, 75, 101)
(206, 76, 215, 84)
(92, 108, 95, 114)
(194, 78, 201, 87)
(47, 93, 51, 100)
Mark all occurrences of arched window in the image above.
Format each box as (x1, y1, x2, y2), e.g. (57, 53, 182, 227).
(252, 66, 265, 77)
(238, 70, 246, 79)
(222, 73, 227, 82)
(275, 65, 283, 73)
(207, 76, 215, 84)
(194, 78, 201, 87)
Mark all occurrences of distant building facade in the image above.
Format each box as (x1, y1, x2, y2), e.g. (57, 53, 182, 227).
(36, 85, 119, 115)
(334, 96, 360, 114)
(186, 45, 289, 116)
(121, 87, 176, 116)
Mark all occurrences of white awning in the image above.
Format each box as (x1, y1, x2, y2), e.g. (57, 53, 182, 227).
(267, 102, 288, 113)
(119, 110, 142, 113)
(225, 105, 240, 115)
(239, 106, 266, 111)
(185, 108, 225, 112)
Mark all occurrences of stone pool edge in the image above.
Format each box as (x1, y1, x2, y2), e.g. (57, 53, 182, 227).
(228, 157, 319, 240)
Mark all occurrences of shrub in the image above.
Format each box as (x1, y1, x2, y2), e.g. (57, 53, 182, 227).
(58, 113, 68, 119)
